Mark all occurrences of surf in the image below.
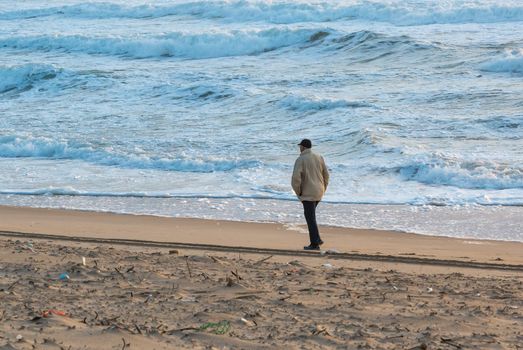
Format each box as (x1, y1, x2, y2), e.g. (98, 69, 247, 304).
(2, 1, 523, 26)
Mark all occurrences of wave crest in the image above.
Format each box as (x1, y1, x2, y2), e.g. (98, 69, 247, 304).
(279, 95, 373, 112)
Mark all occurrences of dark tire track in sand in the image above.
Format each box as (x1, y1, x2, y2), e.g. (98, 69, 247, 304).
(1, 230, 522, 272)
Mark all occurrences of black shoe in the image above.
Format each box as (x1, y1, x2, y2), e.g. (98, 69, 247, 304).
(318, 240, 324, 246)
(303, 245, 320, 251)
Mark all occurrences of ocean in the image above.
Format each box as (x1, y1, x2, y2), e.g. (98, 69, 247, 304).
(1, 0, 522, 241)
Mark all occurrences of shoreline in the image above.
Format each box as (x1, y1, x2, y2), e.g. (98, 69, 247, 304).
(1, 205, 522, 267)
(1, 197, 521, 242)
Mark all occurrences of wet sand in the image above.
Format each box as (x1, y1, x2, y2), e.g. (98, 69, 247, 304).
(0, 205, 522, 266)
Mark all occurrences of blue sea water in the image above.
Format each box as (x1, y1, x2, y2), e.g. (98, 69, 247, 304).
(1, 0, 522, 241)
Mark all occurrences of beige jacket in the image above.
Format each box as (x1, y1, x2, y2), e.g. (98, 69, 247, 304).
(291, 148, 329, 202)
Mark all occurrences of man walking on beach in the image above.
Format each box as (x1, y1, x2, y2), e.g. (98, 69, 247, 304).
(292, 139, 329, 250)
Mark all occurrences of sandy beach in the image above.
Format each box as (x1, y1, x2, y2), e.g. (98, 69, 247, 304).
(0, 205, 522, 349)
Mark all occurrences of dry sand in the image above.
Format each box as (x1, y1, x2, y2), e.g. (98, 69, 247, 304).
(0, 205, 522, 349)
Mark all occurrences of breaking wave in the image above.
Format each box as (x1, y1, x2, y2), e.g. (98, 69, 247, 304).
(0, 29, 437, 61)
(397, 155, 523, 190)
(0, 28, 324, 60)
(0, 136, 260, 172)
(480, 49, 523, 74)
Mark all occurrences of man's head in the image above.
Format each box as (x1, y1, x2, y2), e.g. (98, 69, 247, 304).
(298, 139, 312, 152)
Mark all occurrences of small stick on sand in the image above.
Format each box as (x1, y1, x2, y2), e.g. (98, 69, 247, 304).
(231, 269, 242, 281)
(114, 267, 126, 279)
(210, 256, 221, 263)
(7, 280, 19, 291)
(185, 257, 192, 278)
(441, 338, 462, 349)
(254, 255, 273, 265)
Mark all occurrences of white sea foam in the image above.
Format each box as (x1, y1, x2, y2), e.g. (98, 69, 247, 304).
(0, 187, 178, 198)
(2, 1, 523, 26)
(0, 187, 295, 201)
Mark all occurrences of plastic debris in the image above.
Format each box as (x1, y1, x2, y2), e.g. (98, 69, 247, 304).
(16, 334, 23, 341)
(312, 325, 331, 336)
(321, 249, 340, 255)
(23, 242, 35, 253)
(82, 257, 86, 266)
(42, 309, 66, 318)
(322, 263, 334, 269)
(144, 294, 153, 303)
(240, 317, 256, 327)
(180, 295, 196, 302)
(283, 224, 308, 234)
(59, 273, 70, 281)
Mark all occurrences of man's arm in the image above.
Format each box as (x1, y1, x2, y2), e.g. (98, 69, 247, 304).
(322, 156, 329, 191)
(291, 158, 302, 197)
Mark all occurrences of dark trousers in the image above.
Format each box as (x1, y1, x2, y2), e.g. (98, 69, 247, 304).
(302, 201, 321, 245)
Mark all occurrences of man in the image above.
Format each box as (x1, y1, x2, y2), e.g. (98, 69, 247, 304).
(291, 139, 329, 250)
